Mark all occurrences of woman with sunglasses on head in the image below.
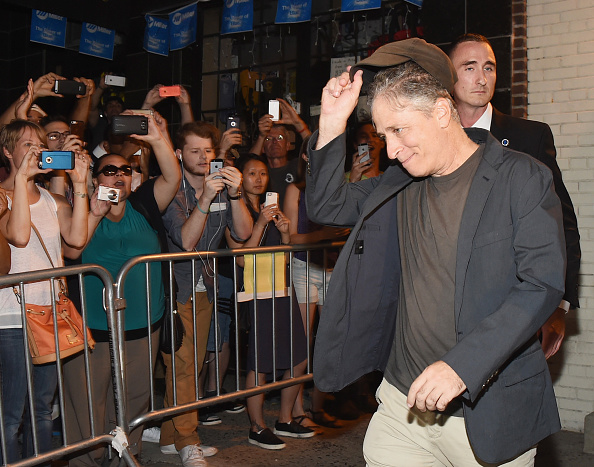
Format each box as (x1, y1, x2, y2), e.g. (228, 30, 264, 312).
(62, 111, 181, 467)
(0, 119, 89, 464)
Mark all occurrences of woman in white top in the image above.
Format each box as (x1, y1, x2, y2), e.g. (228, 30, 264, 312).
(0, 119, 89, 463)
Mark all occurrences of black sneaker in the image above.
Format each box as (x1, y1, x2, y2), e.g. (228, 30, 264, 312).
(248, 428, 286, 450)
(273, 420, 315, 438)
(198, 412, 222, 425)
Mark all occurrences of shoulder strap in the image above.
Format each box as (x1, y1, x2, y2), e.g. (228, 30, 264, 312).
(31, 222, 55, 268)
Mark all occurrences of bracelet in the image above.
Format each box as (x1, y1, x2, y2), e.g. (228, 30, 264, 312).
(73, 192, 87, 199)
(298, 127, 308, 134)
(228, 191, 242, 200)
(196, 203, 209, 215)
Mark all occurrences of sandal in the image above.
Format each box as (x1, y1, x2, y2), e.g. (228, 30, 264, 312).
(306, 409, 343, 429)
(293, 414, 320, 429)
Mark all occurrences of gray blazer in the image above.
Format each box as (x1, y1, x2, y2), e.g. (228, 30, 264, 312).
(305, 128, 565, 463)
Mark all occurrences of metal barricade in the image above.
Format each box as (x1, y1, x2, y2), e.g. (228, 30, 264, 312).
(116, 241, 343, 439)
(0, 263, 140, 467)
(0, 241, 342, 465)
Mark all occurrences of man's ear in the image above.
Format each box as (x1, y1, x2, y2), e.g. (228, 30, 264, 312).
(175, 149, 183, 161)
(435, 98, 452, 128)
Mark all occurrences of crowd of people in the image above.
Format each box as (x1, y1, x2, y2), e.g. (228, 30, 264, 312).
(0, 32, 580, 467)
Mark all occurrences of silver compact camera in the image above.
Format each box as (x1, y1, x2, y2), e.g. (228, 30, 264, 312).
(96, 186, 121, 203)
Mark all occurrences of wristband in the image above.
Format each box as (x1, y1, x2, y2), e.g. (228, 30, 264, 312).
(228, 191, 242, 200)
(298, 127, 308, 134)
(196, 203, 208, 215)
(73, 192, 87, 199)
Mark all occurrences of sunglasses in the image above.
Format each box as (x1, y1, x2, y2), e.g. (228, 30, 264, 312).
(98, 164, 133, 177)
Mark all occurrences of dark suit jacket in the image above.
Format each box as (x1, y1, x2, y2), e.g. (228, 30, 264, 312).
(490, 108, 580, 307)
(306, 128, 565, 464)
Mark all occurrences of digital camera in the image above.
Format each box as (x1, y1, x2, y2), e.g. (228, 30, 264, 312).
(111, 115, 148, 135)
(97, 185, 121, 203)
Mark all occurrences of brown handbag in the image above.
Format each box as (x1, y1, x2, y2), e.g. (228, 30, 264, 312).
(14, 223, 95, 364)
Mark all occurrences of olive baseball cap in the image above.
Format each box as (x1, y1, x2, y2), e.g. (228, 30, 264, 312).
(349, 37, 457, 94)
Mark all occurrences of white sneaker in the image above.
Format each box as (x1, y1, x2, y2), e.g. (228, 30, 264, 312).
(161, 443, 218, 457)
(142, 426, 161, 444)
(179, 444, 207, 467)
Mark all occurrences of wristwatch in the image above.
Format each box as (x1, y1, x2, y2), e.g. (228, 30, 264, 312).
(228, 191, 242, 200)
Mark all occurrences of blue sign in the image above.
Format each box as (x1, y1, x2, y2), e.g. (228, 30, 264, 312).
(30, 10, 66, 48)
(405, 0, 423, 6)
(144, 14, 169, 56)
(222, 0, 253, 35)
(276, 0, 312, 24)
(169, 2, 197, 51)
(79, 23, 115, 60)
(341, 0, 381, 12)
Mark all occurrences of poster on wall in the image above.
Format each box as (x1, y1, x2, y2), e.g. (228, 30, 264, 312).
(341, 0, 381, 12)
(144, 15, 169, 56)
(222, 0, 253, 35)
(79, 23, 115, 60)
(169, 2, 197, 51)
(275, 0, 312, 24)
(30, 10, 66, 48)
(405, 0, 423, 7)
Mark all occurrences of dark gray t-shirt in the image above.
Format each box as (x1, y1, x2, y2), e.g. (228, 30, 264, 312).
(385, 145, 483, 415)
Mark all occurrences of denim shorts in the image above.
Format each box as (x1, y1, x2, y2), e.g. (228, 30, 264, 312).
(291, 257, 332, 306)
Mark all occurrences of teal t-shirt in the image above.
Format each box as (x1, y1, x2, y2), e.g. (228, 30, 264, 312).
(83, 201, 164, 331)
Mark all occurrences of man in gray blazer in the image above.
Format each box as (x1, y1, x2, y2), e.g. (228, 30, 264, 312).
(447, 33, 580, 359)
(306, 38, 565, 466)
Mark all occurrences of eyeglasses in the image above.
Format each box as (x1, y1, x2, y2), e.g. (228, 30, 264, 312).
(98, 164, 133, 177)
(46, 131, 71, 141)
(264, 134, 285, 142)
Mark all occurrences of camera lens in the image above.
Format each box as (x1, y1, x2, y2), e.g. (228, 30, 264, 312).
(45, 156, 53, 164)
(107, 190, 117, 201)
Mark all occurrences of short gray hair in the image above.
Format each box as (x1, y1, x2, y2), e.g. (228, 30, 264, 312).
(368, 62, 460, 124)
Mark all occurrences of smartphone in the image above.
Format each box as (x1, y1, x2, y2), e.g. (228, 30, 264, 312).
(269, 100, 280, 121)
(105, 74, 126, 87)
(210, 158, 224, 179)
(358, 143, 370, 164)
(70, 120, 85, 140)
(54, 80, 86, 96)
(130, 109, 154, 116)
(264, 191, 279, 207)
(111, 115, 148, 135)
(226, 116, 240, 131)
(39, 151, 75, 170)
(159, 85, 181, 97)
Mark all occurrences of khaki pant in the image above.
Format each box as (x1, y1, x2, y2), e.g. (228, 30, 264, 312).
(64, 331, 160, 467)
(363, 379, 537, 467)
(160, 292, 212, 450)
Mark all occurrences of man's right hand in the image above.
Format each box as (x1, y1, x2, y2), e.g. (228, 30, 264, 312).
(317, 68, 363, 149)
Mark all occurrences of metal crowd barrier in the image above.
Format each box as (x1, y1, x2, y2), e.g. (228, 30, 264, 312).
(0, 263, 140, 467)
(0, 241, 342, 466)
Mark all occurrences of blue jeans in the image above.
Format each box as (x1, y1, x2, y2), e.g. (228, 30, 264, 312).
(0, 328, 57, 463)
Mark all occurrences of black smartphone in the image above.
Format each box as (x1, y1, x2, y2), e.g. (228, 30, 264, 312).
(111, 115, 148, 135)
(226, 116, 240, 131)
(54, 80, 86, 96)
(39, 151, 75, 170)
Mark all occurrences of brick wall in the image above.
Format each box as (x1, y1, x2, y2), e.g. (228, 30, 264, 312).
(527, 0, 594, 432)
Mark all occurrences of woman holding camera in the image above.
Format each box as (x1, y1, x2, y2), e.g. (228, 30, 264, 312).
(0, 119, 89, 463)
(62, 111, 180, 466)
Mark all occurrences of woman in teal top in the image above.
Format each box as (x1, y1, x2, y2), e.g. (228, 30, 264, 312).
(63, 112, 181, 466)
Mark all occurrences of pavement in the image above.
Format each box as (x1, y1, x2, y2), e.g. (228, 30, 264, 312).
(136, 395, 594, 467)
